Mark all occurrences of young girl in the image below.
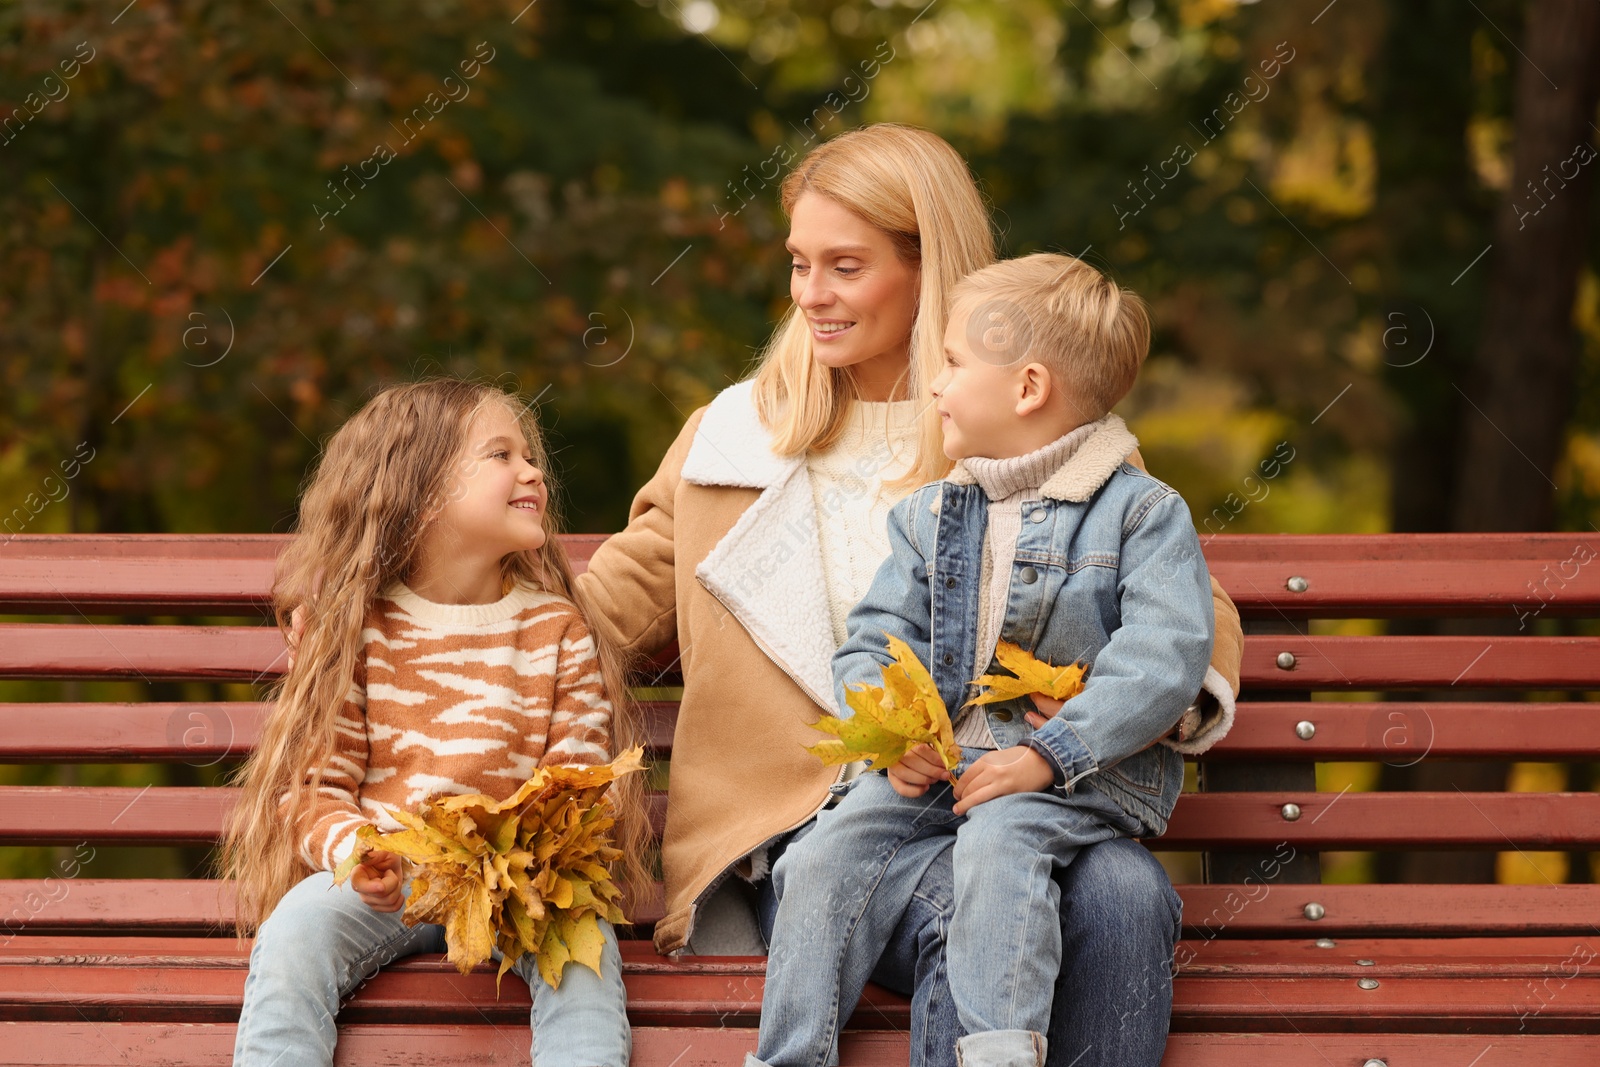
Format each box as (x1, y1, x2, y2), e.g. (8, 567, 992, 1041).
(224, 378, 645, 1067)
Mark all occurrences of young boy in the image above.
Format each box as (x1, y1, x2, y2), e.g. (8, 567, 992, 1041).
(749, 254, 1228, 1067)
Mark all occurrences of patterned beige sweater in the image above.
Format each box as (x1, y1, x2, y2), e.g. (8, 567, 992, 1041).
(297, 581, 613, 871)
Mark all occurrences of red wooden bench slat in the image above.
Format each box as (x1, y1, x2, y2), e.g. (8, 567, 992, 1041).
(1206, 701, 1600, 759)
(7, 1026, 1597, 1067)
(1165, 978, 1600, 1032)
(0, 787, 669, 846)
(1209, 558, 1600, 617)
(1159, 791, 1600, 849)
(6, 882, 1599, 939)
(6, 699, 1592, 764)
(1175, 884, 1600, 938)
(0, 881, 668, 938)
(0, 623, 692, 686)
(6, 532, 1598, 617)
(2, 788, 1594, 849)
(0, 558, 277, 615)
(1240, 634, 1600, 689)
(8, 934, 1596, 973)
(0, 701, 677, 762)
(0, 535, 284, 560)
(0, 624, 285, 682)
(1200, 531, 1599, 562)
(9, 626, 1600, 690)
(6, 948, 1596, 1032)
(0, 703, 264, 763)
(3, 530, 1589, 563)
(1, 697, 1591, 771)
(0, 1024, 903, 1067)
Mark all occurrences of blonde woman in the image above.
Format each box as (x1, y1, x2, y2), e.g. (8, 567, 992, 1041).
(578, 124, 1242, 1067)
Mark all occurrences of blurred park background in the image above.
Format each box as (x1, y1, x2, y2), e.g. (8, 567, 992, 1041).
(1, 1, 1597, 886)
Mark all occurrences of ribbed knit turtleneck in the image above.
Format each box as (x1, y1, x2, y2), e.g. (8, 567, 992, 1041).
(961, 420, 1100, 501)
(953, 422, 1099, 748)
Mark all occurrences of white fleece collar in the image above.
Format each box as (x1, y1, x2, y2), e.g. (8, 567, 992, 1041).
(681, 380, 801, 489)
(682, 379, 837, 711)
(945, 415, 1138, 502)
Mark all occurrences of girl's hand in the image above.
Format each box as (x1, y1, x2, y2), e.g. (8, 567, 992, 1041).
(950, 747, 1054, 815)
(1023, 692, 1066, 731)
(351, 850, 404, 913)
(284, 604, 308, 671)
(886, 743, 952, 798)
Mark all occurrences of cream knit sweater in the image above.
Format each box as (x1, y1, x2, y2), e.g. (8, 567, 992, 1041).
(806, 399, 922, 647)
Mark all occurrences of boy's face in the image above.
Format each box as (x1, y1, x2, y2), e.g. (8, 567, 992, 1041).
(930, 301, 1034, 460)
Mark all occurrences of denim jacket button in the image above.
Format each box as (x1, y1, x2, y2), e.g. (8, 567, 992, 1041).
(1019, 566, 1038, 584)
(945, 576, 958, 589)
(942, 652, 955, 665)
(1030, 508, 1047, 523)
(992, 709, 1014, 722)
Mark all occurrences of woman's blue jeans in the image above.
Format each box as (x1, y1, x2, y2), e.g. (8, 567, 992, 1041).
(231, 870, 631, 1067)
(756, 799, 1181, 1067)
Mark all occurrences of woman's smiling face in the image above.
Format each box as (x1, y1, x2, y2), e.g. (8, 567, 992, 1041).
(786, 191, 921, 401)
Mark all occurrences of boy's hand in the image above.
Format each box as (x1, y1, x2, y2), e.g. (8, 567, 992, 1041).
(951, 747, 1054, 814)
(350, 849, 404, 912)
(886, 743, 953, 798)
(1023, 692, 1065, 731)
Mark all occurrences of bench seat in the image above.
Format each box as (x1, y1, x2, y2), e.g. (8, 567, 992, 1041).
(3, 531, 1598, 1063)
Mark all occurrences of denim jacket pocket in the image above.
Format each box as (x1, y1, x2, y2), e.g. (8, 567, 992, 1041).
(1101, 746, 1169, 797)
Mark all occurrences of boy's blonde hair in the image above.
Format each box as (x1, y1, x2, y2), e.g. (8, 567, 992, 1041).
(951, 253, 1151, 423)
(751, 123, 996, 488)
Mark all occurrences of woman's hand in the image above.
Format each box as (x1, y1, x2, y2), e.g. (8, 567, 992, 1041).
(950, 747, 1054, 815)
(1023, 692, 1065, 731)
(350, 850, 404, 913)
(283, 604, 308, 670)
(886, 743, 952, 798)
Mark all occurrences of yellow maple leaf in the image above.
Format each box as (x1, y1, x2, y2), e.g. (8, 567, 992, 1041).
(807, 633, 961, 773)
(968, 641, 1087, 707)
(331, 746, 646, 991)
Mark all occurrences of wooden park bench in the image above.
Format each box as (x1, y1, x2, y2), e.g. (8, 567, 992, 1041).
(0, 531, 1597, 1064)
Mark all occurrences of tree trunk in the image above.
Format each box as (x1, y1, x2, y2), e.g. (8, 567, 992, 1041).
(1380, 1, 1600, 886)
(1453, 0, 1600, 533)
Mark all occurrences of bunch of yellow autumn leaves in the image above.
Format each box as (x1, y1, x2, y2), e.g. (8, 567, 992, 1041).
(332, 748, 645, 990)
(806, 635, 1086, 775)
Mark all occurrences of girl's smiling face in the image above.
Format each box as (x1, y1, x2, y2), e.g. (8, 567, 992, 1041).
(786, 191, 921, 401)
(432, 402, 548, 558)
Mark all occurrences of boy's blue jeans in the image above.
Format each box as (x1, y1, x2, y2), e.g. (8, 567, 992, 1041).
(751, 757, 1144, 1067)
(231, 870, 630, 1067)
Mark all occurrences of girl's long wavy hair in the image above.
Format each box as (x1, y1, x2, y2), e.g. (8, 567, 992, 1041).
(751, 122, 997, 489)
(222, 379, 652, 934)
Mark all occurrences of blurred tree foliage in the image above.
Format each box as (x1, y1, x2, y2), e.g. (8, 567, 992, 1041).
(2, 0, 1596, 538)
(1, 0, 1597, 881)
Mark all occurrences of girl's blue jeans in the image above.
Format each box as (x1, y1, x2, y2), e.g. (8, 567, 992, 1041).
(754, 766, 1179, 1067)
(231, 870, 630, 1067)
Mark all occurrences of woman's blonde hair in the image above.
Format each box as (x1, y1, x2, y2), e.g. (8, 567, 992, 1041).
(751, 122, 996, 486)
(222, 379, 651, 933)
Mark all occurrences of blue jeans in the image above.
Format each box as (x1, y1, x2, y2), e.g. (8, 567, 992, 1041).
(232, 871, 631, 1067)
(752, 768, 1145, 1067)
(757, 789, 1180, 1067)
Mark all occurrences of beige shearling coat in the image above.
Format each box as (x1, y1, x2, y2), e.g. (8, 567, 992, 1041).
(575, 382, 1243, 955)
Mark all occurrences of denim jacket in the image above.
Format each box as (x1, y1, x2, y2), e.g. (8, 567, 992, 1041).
(831, 416, 1215, 837)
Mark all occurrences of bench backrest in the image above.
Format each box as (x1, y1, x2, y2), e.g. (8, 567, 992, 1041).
(2, 532, 1598, 939)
